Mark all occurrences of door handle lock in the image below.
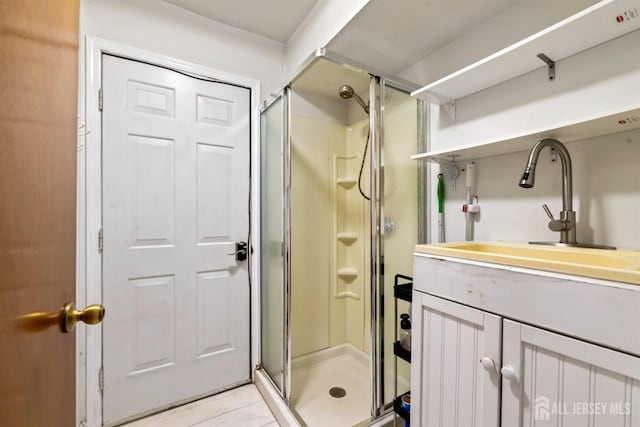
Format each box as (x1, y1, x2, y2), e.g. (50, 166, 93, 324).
(61, 302, 105, 333)
(227, 241, 248, 261)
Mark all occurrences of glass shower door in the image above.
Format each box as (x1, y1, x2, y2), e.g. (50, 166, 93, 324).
(260, 92, 287, 394)
(378, 83, 425, 412)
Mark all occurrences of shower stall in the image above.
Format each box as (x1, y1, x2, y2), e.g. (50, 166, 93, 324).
(260, 52, 426, 426)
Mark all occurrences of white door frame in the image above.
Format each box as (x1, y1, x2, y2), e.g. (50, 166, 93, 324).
(78, 36, 261, 427)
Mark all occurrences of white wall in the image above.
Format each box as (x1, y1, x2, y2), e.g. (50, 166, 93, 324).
(80, 0, 286, 100)
(435, 128, 640, 249)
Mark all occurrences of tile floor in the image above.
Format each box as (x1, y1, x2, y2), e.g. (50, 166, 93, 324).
(122, 384, 279, 427)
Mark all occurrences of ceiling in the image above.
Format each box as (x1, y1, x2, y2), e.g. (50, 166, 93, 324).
(161, 0, 523, 81)
(162, 0, 318, 43)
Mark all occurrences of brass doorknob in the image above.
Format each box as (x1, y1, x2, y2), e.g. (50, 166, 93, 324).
(61, 302, 105, 333)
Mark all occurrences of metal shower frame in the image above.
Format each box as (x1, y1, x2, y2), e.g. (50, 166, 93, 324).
(259, 48, 428, 423)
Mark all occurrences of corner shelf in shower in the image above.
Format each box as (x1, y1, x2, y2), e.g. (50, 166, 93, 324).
(337, 232, 358, 244)
(336, 268, 358, 279)
(336, 177, 357, 188)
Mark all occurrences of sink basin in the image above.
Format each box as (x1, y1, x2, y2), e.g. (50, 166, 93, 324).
(415, 241, 640, 285)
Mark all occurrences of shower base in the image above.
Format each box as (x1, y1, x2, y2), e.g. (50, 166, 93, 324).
(292, 344, 370, 427)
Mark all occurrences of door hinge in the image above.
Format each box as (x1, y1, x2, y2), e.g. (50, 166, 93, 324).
(98, 88, 103, 111)
(98, 228, 103, 253)
(98, 367, 104, 392)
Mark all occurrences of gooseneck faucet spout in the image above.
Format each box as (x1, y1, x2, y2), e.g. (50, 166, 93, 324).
(519, 138, 576, 245)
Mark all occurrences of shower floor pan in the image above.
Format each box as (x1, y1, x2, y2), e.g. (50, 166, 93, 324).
(291, 344, 370, 427)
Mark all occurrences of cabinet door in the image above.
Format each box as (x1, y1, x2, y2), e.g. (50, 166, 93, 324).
(411, 293, 501, 427)
(502, 319, 640, 427)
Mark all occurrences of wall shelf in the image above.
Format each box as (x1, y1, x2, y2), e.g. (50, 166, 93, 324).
(336, 177, 357, 188)
(393, 282, 413, 303)
(394, 341, 411, 363)
(393, 394, 411, 423)
(411, 105, 640, 162)
(412, 0, 640, 104)
(337, 268, 358, 279)
(337, 232, 358, 244)
(393, 274, 413, 424)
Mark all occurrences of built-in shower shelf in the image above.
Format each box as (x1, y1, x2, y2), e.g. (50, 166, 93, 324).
(337, 268, 358, 279)
(337, 232, 358, 244)
(336, 177, 357, 188)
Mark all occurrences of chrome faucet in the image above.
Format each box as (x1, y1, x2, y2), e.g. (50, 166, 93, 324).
(519, 138, 577, 245)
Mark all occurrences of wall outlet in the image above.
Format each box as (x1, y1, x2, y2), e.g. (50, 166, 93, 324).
(615, 7, 638, 23)
(618, 116, 640, 125)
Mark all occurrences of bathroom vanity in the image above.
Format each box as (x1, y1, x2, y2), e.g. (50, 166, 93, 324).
(410, 242, 640, 426)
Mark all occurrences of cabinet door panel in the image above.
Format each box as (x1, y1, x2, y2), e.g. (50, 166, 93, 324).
(502, 319, 640, 427)
(411, 293, 501, 427)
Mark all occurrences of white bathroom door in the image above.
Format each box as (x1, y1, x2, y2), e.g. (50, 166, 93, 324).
(101, 55, 250, 425)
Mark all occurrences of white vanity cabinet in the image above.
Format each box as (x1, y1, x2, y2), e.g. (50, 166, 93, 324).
(501, 319, 640, 427)
(410, 292, 501, 427)
(411, 253, 640, 427)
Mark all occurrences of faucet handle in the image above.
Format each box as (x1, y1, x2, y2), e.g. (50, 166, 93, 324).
(542, 204, 573, 232)
(542, 204, 555, 220)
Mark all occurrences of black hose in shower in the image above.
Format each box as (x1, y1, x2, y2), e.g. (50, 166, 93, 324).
(357, 129, 370, 201)
(338, 85, 371, 201)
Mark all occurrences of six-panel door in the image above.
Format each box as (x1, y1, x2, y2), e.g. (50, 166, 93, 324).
(102, 54, 251, 424)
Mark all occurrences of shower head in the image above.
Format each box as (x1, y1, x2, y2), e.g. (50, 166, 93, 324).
(339, 85, 354, 99)
(338, 84, 369, 114)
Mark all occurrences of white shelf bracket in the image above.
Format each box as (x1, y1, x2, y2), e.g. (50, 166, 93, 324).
(445, 100, 456, 126)
(537, 53, 556, 81)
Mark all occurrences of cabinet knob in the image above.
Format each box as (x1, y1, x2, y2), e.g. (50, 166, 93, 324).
(480, 357, 496, 372)
(501, 365, 519, 382)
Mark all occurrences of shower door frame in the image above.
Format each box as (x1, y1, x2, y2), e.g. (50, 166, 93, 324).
(260, 49, 426, 422)
(259, 87, 292, 402)
(374, 78, 429, 417)
(369, 75, 383, 417)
